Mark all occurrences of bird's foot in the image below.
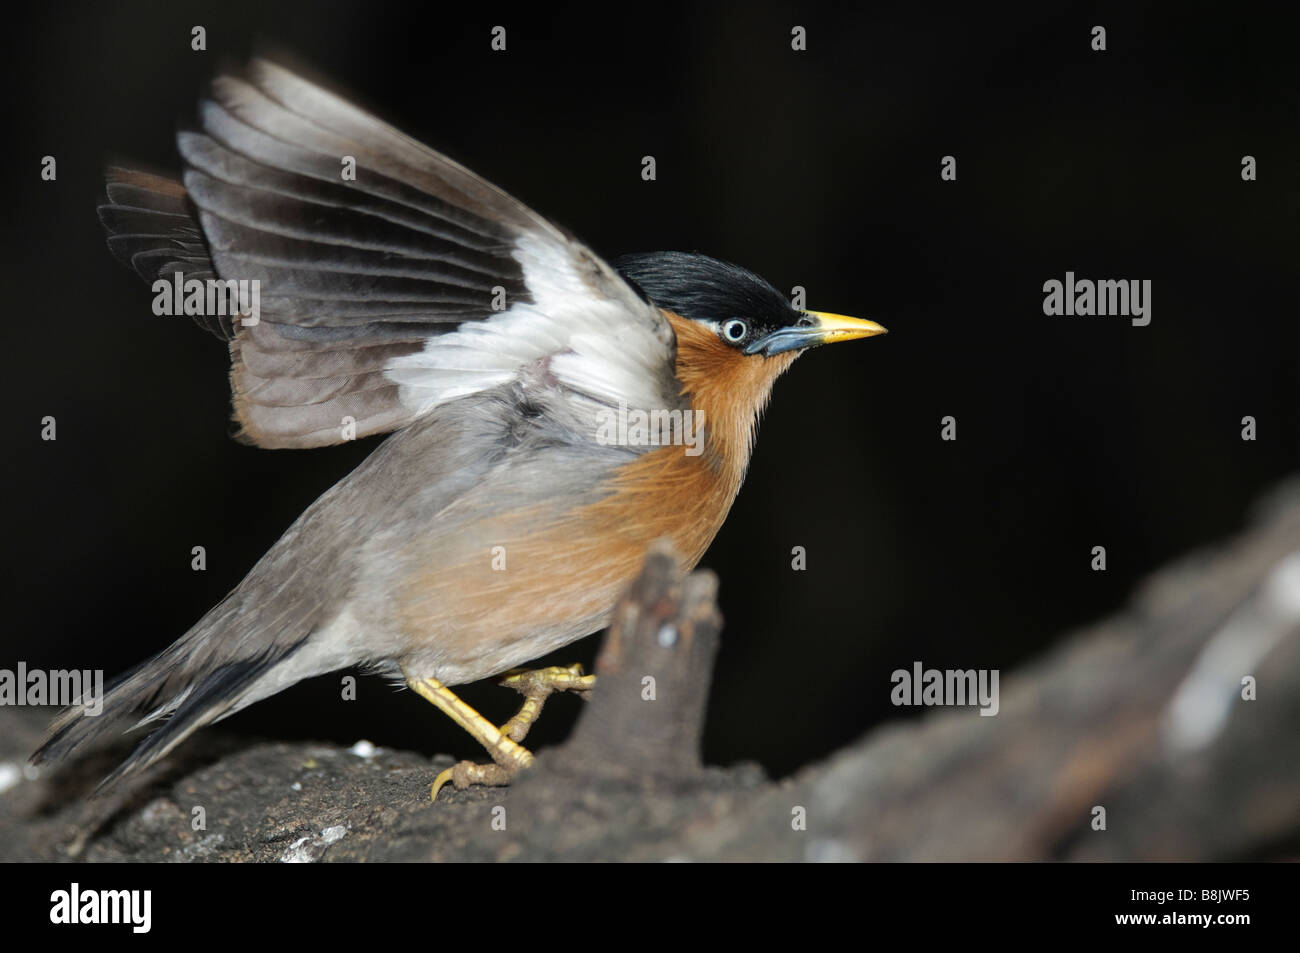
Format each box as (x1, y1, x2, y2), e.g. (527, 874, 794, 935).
(406, 675, 535, 801)
(407, 665, 596, 801)
(496, 663, 596, 743)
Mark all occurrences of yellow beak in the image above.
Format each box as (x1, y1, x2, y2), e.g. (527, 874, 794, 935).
(804, 310, 889, 344)
(743, 309, 888, 356)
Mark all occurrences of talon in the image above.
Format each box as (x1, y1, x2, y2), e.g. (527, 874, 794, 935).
(431, 766, 455, 801)
(430, 759, 521, 800)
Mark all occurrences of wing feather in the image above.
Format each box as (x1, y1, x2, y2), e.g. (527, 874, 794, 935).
(98, 59, 679, 448)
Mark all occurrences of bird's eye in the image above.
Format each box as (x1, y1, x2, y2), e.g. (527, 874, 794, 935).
(721, 319, 748, 343)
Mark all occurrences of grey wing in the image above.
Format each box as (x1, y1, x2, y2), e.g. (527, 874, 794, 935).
(98, 59, 680, 448)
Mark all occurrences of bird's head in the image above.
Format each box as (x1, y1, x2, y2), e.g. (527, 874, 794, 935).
(613, 251, 887, 470)
(614, 250, 886, 359)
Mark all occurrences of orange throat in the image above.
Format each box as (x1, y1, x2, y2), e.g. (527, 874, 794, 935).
(664, 309, 800, 484)
(578, 310, 799, 570)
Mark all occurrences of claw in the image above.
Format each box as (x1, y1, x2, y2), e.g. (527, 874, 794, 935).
(431, 760, 518, 800)
(407, 665, 597, 800)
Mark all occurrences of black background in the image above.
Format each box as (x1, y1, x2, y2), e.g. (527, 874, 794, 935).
(2, 2, 1296, 778)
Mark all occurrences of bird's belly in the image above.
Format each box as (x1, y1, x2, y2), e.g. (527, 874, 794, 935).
(379, 442, 739, 685)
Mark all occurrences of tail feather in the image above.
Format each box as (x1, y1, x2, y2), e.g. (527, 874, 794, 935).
(50, 153, 354, 791)
(31, 602, 308, 792)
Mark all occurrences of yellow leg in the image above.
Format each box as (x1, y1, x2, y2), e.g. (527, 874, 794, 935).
(497, 664, 597, 743)
(406, 675, 534, 800)
(406, 665, 596, 801)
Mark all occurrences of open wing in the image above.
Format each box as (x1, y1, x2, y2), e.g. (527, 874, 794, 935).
(99, 59, 678, 448)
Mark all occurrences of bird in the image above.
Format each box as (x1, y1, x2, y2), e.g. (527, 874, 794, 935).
(33, 59, 886, 799)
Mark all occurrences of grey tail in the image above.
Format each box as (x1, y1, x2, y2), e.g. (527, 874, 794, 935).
(31, 598, 307, 793)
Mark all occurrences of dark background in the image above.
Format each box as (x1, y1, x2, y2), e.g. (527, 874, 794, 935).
(2, 2, 1296, 778)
